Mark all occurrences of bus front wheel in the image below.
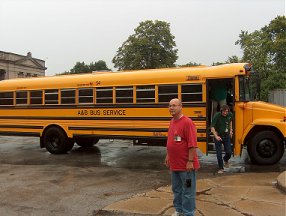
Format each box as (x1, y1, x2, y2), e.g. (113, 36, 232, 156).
(75, 137, 99, 148)
(247, 131, 284, 165)
(43, 127, 69, 154)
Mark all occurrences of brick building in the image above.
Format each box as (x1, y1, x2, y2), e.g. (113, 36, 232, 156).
(0, 51, 46, 80)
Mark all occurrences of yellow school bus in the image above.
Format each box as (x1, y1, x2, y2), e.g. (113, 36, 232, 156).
(0, 63, 285, 164)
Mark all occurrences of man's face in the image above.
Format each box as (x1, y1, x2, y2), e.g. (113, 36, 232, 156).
(221, 109, 229, 117)
(169, 99, 182, 117)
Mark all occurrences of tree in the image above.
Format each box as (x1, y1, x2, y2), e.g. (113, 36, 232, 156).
(112, 20, 178, 70)
(179, 62, 202, 67)
(236, 16, 286, 100)
(58, 60, 110, 75)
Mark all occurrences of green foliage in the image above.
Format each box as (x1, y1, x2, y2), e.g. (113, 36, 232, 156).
(112, 20, 178, 70)
(236, 16, 286, 101)
(58, 60, 110, 75)
(179, 62, 202, 67)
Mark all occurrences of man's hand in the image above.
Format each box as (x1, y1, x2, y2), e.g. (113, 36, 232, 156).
(215, 135, 222, 141)
(230, 130, 233, 139)
(165, 155, 169, 167)
(186, 161, 194, 171)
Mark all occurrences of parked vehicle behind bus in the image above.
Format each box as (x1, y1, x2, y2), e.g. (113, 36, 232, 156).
(0, 63, 284, 164)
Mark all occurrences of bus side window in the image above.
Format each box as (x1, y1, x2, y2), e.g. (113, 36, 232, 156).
(116, 86, 133, 103)
(96, 87, 113, 104)
(30, 90, 43, 105)
(16, 91, 28, 105)
(45, 89, 59, 105)
(0, 91, 14, 106)
(61, 89, 76, 104)
(136, 85, 155, 103)
(158, 84, 178, 102)
(78, 88, 93, 104)
(181, 84, 202, 102)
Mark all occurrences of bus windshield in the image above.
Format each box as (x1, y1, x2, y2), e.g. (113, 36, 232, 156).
(239, 72, 260, 101)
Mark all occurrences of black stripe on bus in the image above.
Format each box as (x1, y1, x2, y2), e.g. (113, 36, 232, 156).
(69, 127, 206, 134)
(0, 102, 206, 109)
(0, 125, 43, 129)
(197, 129, 206, 133)
(0, 131, 40, 137)
(73, 134, 206, 143)
(0, 116, 206, 121)
(69, 127, 168, 132)
(197, 137, 207, 142)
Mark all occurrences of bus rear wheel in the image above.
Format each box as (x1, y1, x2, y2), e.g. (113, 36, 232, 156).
(75, 137, 99, 148)
(43, 127, 69, 154)
(247, 131, 284, 165)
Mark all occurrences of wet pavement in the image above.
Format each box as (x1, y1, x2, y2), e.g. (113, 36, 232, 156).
(101, 172, 285, 216)
(0, 136, 285, 215)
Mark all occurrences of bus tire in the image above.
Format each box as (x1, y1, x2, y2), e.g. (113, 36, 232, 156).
(75, 137, 99, 148)
(65, 139, 75, 152)
(43, 127, 69, 154)
(247, 130, 284, 165)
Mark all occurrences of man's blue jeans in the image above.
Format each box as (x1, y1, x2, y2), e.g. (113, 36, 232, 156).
(215, 135, 232, 169)
(171, 170, 197, 216)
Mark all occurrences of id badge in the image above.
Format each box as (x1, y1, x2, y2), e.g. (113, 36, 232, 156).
(174, 135, 182, 142)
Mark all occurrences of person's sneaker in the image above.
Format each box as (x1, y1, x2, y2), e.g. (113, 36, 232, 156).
(218, 169, 224, 174)
(172, 212, 184, 216)
(224, 161, 230, 168)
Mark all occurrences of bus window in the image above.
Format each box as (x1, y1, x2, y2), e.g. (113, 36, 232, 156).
(0, 92, 14, 105)
(78, 88, 93, 104)
(136, 85, 155, 103)
(30, 90, 43, 105)
(181, 84, 202, 102)
(239, 76, 251, 101)
(16, 91, 28, 105)
(116, 86, 133, 103)
(96, 87, 113, 104)
(45, 89, 59, 105)
(61, 89, 76, 104)
(158, 84, 178, 102)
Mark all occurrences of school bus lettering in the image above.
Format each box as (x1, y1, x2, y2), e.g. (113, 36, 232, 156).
(103, 109, 126, 116)
(78, 110, 89, 115)
(186, 75, 200, 81)
(153, 132, 165, 137)
(90, 109, 100, 115)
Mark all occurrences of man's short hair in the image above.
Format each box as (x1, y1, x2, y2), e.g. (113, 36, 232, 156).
(220, 104, 229, 112)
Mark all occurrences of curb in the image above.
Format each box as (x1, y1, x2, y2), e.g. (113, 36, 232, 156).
(277, 171, 286, 193)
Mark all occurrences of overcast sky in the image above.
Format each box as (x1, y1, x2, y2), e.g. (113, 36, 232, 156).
(0, 0, 285, 76)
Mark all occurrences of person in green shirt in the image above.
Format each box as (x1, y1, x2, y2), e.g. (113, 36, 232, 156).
(210, 80, 227, 118)
(211, 104, 233, 174)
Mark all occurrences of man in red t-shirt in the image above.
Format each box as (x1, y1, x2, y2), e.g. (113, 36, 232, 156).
(165, 98, 200, 216)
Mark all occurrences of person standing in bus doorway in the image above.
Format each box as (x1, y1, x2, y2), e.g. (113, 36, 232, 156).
(211, 104, 233, 174)
(165, 98, 200, 216)
(210, 80, 227, 118)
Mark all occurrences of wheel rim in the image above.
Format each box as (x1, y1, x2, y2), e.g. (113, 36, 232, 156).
(257, 139, 277, 158)
(48, 135, 60, 150)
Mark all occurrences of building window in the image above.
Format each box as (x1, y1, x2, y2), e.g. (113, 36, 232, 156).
(18, 72, 24, 78)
